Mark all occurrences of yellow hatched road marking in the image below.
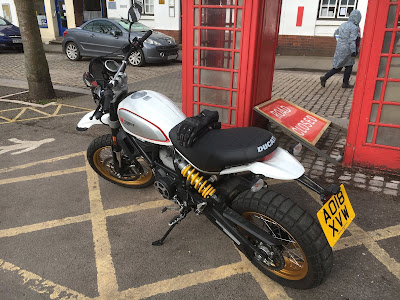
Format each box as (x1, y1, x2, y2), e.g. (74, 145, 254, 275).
(0, 111, 90, 124)
(11, 107, 26, 121)
(52, 104, 63, 116)
(0, 259, 89, 299)
(29, 107, 52, 116)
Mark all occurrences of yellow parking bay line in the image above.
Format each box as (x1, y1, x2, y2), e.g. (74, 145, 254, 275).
(0, 151, 86, 173)
(85, 161, 119, 298)
(0, 259, 89, 299)
(0, 167, 86, 185)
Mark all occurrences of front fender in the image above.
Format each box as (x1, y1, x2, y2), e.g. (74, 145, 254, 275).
(219, 147, 305, 180)
(76, 110, 110, 131)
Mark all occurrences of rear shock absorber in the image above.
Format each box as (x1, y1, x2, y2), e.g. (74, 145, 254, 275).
(179, 163, 216, 198)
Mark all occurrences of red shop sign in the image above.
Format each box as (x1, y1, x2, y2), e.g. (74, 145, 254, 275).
(255, 98, 331, 146)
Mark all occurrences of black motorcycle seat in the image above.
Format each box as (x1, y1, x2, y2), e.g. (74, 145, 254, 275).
(169, 126, 278, 172)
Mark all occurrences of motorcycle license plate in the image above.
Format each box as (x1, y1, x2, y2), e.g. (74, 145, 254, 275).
(317, 184, 355, 247)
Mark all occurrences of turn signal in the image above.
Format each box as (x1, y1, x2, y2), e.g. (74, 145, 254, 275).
(250, 178, 265, 192)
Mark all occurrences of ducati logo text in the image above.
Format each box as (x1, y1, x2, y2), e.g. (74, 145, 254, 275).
(257, 136, 276, 152)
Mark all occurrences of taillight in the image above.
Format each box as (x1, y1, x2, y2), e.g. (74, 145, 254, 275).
(63, 30, 68, 37)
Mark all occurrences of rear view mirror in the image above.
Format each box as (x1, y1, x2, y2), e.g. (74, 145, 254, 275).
(128, 5, 141, 24)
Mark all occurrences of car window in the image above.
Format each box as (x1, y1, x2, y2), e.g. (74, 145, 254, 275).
(82, 21, 94, 32)
(117, 20, 150, 32)
(91, 20, 120, 34)
(0, 18, 11, 26)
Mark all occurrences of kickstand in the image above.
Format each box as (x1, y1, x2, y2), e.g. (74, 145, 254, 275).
(152, 223, 177, 246)
(152, 211, 187, 246)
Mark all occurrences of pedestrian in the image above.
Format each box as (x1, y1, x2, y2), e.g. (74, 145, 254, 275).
(320, 9, 362, 89)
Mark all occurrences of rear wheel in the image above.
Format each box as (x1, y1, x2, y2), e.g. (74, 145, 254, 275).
(231, 189, 333, 289)
(65, 42, 81, 61)
(87, 134, 154, 188)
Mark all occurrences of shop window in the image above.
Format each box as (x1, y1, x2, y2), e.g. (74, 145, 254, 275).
(83, 0, 102, 21)
(34, 0, 47, 28)
(2, 4, 12, 22)
(135, 0, 154, 16)
(318, 0, 358, 20)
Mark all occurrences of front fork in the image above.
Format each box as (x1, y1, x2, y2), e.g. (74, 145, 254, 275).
(110, 100, 123, 173)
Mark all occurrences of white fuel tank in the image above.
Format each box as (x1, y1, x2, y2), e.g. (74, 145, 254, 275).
(118, 90, 186, 145)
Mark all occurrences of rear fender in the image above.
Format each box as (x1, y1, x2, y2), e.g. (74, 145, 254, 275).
(219, 147, 305, 180)
(76, 110, 110, 131)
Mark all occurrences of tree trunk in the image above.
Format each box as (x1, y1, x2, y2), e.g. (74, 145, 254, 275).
(14, 0, 56, 100)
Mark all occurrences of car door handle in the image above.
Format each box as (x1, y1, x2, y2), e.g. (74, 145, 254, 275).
(90, 34, 95, 38)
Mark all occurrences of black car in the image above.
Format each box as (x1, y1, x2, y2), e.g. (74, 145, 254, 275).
(0, 16, 23, 51)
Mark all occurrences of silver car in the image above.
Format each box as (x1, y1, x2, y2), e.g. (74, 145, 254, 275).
(62, 18, 178, 66)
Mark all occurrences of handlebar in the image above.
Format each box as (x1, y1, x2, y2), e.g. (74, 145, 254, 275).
(138, 30, 153, 44)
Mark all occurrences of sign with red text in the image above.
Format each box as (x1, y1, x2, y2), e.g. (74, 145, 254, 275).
(254, 99, 331, 146)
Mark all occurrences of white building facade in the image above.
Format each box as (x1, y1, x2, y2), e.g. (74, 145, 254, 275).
(0, 0, 367, 55)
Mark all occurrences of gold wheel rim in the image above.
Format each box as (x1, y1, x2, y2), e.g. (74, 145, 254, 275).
(93, 146, 153, 186)
(242, 212, 308, 280)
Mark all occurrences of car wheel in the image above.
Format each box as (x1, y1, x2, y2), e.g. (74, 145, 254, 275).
(65, 42, 81, 61)
(128, 49, 145, 67)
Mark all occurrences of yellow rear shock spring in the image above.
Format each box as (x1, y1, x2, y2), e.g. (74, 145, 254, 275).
(181, 165, 216, 198)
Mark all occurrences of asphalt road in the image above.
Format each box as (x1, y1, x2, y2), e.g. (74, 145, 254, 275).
(0, 52, 399, 300)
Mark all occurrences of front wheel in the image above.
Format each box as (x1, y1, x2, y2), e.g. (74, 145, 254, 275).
(128, 49, 146, 66)
(231, 189, 333, 289)
(87, 134, 154, 188)
(65, 42, 81, 61)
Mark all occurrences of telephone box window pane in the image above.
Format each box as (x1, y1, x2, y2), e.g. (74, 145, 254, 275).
(236, 9, 242, 28)
(235, 31, 241, 49)
(200, 50, 233, 69)
(201, 0, 235, 5)
(201, 8, 235, 28)
(234, 52, 240, 69)
(232, 91, 237, 107)
(382, 32, 393, 53)
(194, 49, 198, 65)
(380, 105, 400, 125)
(376, 127, 400, 147)
(238, 0, 243, 6)
(193, 104, 198, 115)
(193, 87, 198, 102)
(386, 5, 397, 28)
(378, 57, 388, 78)
(393, 32, 400, 53)
(194, 29, 199, 46)
(374, 81, 383, 100)
(369, 104, 379, 123)
(230, 110, 236, 125)
(233, 72, 238, 88)
(200, 105, 229, 123)
(195, 0, 199, 4)
(200, 69, 231, 88)
(200, 30, 234, 49)
(199, 87, 230, 106)
(194, 69, 198, 84)
(384, 82, 400, 102)
(194, 8, 199, 26)
(389, 57, 400, 78)
(366, 125, 375, 143)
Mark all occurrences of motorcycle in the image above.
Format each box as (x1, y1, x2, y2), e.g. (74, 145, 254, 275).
(77, 6, 339, 290)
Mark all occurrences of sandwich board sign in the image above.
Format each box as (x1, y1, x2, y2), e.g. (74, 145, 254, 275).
(254, 98, 344, 165)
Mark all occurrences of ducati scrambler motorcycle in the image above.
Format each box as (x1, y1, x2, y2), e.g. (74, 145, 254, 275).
(77, 6, 339, 289)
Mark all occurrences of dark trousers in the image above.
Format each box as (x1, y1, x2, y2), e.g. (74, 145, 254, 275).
(322, 65, 353, 83)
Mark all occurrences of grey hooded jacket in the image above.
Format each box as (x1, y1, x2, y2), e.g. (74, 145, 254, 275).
(332, 10, 362, 69)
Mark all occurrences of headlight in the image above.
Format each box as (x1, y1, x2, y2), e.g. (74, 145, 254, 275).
(0, 33, 5, 36)
(169, 37, 175, 43)
(144, 38, 161, 46)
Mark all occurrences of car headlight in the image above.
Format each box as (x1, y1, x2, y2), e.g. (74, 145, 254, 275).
(169, 37, 175, 43)
(0, 33, 5, 36)
(144, 38, 161, 46)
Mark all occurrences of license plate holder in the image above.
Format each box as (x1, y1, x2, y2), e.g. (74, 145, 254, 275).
(317, 184, 355, 247)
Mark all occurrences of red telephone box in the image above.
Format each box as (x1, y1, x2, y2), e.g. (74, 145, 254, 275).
(182, 0, 282, 128)
(344, 0, 400, 172)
